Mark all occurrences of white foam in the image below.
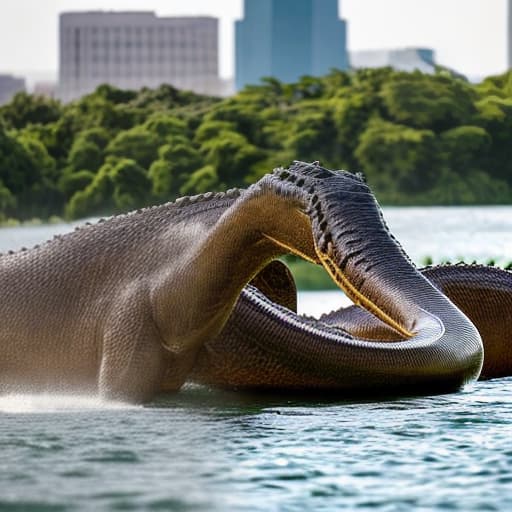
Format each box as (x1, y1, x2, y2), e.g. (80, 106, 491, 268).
(0, 393, 139, 413)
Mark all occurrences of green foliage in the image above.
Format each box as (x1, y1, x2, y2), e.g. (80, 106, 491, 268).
(144, 114, 187, 140)
(199, 130, 264, 187)
(282, 256, 337, 290)
(66, 157, 150, 218)
(285, 103, 338, 165)
(180, 165, 219, 196)
(1, 68, 512, 221)
(0, 92, 62, 129)
(59, 170, 95, 199)
(68, 139, 104, 173)
(105, 126, 159, 168)
(148, 137, 202, 200)
(0, 180, 16, 214)
(440, 125, 490, 174)
(194, 120, 235, 144)
(422, 169, 511, 205)
(110, 158, 151, 210)
(380, 72, 476, 130)
(66, 160, 116, 218)
(355, 118, 439, 196)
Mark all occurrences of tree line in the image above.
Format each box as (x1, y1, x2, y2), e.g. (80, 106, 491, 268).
(1, 67, 512, 221)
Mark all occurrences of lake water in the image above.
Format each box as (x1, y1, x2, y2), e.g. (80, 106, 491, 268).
(1, 206, 512, 511)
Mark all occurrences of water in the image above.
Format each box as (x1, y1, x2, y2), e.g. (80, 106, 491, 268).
(382, 205, 512, 266)
(1, 384, 512, 511)
(3, 206, 512, 264)
(1, 206, 512, 511)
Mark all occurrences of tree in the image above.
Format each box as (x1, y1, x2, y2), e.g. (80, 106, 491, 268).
(205, 100, 263, 145)
(332, 92, 380, 170)
(380, 72, 476, 131)
(194, 120, 236, 144)
(440, 125, 491, 175)
(424, 169, 511, 205)
(66, 158, 151, 218)
(144, 114, 187, 141)
(68, 139, 104, 173)
(474, 94, 512, 184)
(105, 126, 159, 169)
(149, 139, 202, 200)
(179, 165, 219, 196)
(0, 127, 62, 218)
(355, 117, 440, 197)
(66, 160, 115, 219)
(1, 69, 511, 219)
(59, 170, 95, 200)
(110, 158, 152, 210)
(0, 92, 62, 129)
(0, 180, 16, 218)
(285, 103, 337, 165)
(199, 130, 264, 187)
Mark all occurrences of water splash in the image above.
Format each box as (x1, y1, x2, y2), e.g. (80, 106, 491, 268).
(0, 393, 139, 413)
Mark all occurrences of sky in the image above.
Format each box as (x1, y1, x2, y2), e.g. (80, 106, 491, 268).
(0, 0, 508, 86)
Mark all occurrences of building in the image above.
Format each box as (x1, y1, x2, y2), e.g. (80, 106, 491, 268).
(509, 0, 512, 68)
(350, 48, 437, 74)
(33, 81, 57, 99)
(0, 74, 26, 105)
(235, 0, 348, 90)
(59, 11, 221, 102)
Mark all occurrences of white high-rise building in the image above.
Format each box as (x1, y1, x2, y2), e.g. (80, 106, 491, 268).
(59, 12, 221, 102)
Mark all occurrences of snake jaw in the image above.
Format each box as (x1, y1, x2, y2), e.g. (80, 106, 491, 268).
(261, 161, 418, 338)
(316, 246, 414, 339)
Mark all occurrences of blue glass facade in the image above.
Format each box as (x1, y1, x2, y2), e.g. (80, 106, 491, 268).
(236, 0, 348, 90)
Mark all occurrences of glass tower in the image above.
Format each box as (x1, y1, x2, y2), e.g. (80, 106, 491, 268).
(235, 0, 348, 90)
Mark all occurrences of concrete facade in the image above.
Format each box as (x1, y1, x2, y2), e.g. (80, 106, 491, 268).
(59, 11, 220, 102)
(0, 74, 26, 105)
(235, 0, 348, 90)
(350, 48, 437, 74)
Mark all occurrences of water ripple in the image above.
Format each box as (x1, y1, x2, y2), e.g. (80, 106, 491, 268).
(0, 380, 511, 510)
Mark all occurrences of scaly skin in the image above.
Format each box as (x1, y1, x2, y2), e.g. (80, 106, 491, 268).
(190, 162, 483, 394)
(320, 264, 512, 380)
(0, 162, 482, 402)
(192, 263, 511, 390)
(0, 180, 319, 402)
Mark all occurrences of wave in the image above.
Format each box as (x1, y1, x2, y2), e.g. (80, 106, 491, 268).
(0, 393, 140, 413)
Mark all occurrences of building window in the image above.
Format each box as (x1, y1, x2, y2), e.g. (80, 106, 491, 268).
(74, 28, 81, 80)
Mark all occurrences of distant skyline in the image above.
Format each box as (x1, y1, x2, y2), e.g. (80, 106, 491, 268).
(235, 0, 348, 90)
(0, 0, 507, 86)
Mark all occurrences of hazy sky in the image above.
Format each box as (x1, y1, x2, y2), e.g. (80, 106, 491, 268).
(0, 0, 507, 83)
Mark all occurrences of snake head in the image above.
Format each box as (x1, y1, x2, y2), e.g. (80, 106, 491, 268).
(258, 161, 417, 337)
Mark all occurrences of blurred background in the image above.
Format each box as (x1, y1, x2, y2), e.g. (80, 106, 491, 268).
(0, 0, 511, 287)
